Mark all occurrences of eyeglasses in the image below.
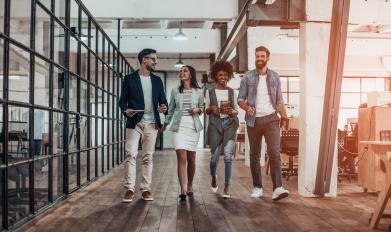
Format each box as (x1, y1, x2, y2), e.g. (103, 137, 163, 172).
(144, 56, 158, 62)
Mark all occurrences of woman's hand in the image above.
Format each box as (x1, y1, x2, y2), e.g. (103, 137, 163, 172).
(208, 105, 219, 116)
(188, 108, 201, 115)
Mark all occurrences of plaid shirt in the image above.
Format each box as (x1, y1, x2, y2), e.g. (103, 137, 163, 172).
(238, 68, 284, 127)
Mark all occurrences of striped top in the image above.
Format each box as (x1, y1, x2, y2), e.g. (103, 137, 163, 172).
(182, 90, 192, 116)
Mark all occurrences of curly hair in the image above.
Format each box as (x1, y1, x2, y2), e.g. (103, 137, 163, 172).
(210, 60, 233, 82)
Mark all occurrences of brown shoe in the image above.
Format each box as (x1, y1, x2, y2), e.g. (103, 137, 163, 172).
(141, 191, 154, 201)
(123, 190, 134, 203)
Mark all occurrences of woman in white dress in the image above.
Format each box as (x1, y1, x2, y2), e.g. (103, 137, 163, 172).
(164, 65, 204, 200)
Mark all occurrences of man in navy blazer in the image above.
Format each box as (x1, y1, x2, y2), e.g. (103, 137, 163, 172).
(119, 48, 168, 203)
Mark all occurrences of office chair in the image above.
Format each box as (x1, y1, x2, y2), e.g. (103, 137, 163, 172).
(280, 129, 299, 180)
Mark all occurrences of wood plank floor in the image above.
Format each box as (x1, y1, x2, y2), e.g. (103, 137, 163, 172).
(18, 149, 391, 231)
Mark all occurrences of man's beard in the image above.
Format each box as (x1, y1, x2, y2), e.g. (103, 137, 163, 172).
(146, 65, 155, 72)
(255, 61, 267, 70)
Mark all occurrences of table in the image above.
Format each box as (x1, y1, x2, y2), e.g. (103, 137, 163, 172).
(360, 141, 391, 229)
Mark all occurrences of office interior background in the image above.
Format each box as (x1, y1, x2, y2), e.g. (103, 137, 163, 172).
(1, 0, 391, 230)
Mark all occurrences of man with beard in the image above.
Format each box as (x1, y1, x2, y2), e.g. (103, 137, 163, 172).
(238, 46, 289, 201)
(119, 48, 168, 202)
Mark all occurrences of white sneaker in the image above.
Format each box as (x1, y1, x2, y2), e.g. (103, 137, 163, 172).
(250, 187, 263, 198)
(211, 185, 219, 193)
(222, 192, 231, 199)
(272, 187, 289, 201)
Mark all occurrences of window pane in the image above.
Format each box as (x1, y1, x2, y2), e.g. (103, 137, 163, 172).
(91, 24, 97, 54)
(9, 44, 30, 103)
(97, 118, 102, 146)
(342, 78, 360, 92)
(98, 89, 103, 116)
(80, 115, 87, 149)
(34, 57, 50, 107)
(68, 153, 77, 190)
(69, 114, 77, 152)
(35, 5, 50, 57)
(362, 78, 385, 93)
(289, 77, 300, 92)
(10, 0, 31, 47)
(97, 148, 102, 175)
(103, 92, 107, 117)
(80, 45, 88, 79)
(53, 21, 66, 67)
(38, 0, 51, 10)
(106, 67, 111, 92)
(340, 93, 361, 108)
(34, 158, 49, 211)
(90, 85, 96, 115)
(0, 0, 4, 33)
(81, 10, 88, 45)
(34, 109, 49, 157)
(53, 112, 64, 154)
(8, 164, 29, 225)
(54, 1, 66, 22)
(8, 106, 29, 163)
(98, 61, 103, 88)
(53, 156, 64, 199)
(289, 93, 300, 105)
(53, 66, 65, 110)
(1, 38, 3, 99)
(280, 77, 288, 92)
(90, 54, 96, 84)
(91, 117, 96, 147)
(338, 108, 358, 129)
(69, 74, 77, 112)
(80, 151, 87, 185)
(80, 80, 88, 114)
(70, 0, 79, 37)
(90, 149, 96, 178)
(69, 37, 78, 74)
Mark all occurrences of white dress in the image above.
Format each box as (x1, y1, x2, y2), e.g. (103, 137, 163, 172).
(173, 90, 200, 151)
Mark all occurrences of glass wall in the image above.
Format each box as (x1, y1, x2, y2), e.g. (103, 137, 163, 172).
(0, 0, 129, 229)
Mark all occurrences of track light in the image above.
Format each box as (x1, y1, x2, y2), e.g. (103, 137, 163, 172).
(173, 21, 188, 41)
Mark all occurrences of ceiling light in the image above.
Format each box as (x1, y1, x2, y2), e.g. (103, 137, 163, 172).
(174, 54, 184, 68)
(173, 21, 188, 41)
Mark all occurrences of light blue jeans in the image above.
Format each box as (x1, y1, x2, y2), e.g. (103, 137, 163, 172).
(210, 118, 235, 186)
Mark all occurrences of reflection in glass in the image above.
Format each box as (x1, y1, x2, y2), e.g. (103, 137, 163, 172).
(34, 57, 50, 107)
(53, 66, 65, 110)
(9, 44, 30, 103)
(69, 114, 77, 152)
(80, 81, 88, 114)
(98, 61, 103, 88)
(106, 68, 111, 92)
(98, 89, 103, 117)
(69, 75, 77, 112)
(8, 106, 29, 162)
(68, 153, 77, 190)
(34, 158, 49, 211)
(103, 92, 107, 117)
(97, 148, 102, 175)
(53, 22, 66, 67)
(34, 110, 49, 157)
(53, 112, 64, 154)
(10, 0, 31, 47)
(90, 85, 96, 116)
(91, 117, 96, 147)
(0, 0, 4, 33)
(80, 152, 87, 185)
(97, 118, 102, 146)
(69, 37, 78, 74)
(90, 54, 96, 84)
(81, 45, 88, 79)
(35, 5, 50, 57)
(8, 164, 29, 225)
(53, 156, 63, 199)
(90, 149, 96, 179)
(54, 0, 66, 22)
(80, 115, 87, 149)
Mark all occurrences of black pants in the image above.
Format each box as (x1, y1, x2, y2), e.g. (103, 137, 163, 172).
(247, 113, 282, 190)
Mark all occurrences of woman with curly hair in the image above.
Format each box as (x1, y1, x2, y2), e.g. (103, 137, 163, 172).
(206, 60, 239, 199)
(164, 65, 204, 200)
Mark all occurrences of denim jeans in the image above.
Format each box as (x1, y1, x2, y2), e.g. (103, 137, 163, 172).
(210, 117, 235, 186)
(247, 113, 282, 190)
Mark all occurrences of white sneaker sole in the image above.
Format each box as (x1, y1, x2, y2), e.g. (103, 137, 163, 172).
(222, 194, 231, 199)
(122, 198, 133, 203)
(142, 197, 154, 201)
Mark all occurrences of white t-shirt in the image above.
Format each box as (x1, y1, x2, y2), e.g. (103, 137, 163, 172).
(140, 75, 155, 123)
(205, 89, 238, 118)
(255, 74, 275, 117)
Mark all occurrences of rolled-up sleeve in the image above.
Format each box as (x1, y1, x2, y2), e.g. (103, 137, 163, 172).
(276, 75, 284, 105)
(237, 75, 248, 103)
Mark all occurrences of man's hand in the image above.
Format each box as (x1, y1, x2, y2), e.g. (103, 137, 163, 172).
(157, 104, 167, 113)
(280, 117, 289, 131)
(246, 106, 255, 116)
(209, 105, 219, 116)
(125, 109, 137, 118)
(188, 108, 201, 115)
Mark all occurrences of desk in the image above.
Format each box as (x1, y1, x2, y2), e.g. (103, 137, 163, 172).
(360, 141, 391, 229)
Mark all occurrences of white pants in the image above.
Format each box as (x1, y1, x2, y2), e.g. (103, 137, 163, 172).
(124, 122, 158, 192)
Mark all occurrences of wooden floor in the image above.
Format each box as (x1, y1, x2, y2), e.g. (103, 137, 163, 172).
(18, 149, 391, 232)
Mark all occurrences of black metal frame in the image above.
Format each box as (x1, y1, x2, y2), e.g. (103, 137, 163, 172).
(0, 0, 129, 229)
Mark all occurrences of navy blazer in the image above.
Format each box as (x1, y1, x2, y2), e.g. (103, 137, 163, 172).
(119, 70, 168, 129)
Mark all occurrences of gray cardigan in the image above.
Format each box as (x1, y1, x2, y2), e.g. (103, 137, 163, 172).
(165, 87, 204, 132)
